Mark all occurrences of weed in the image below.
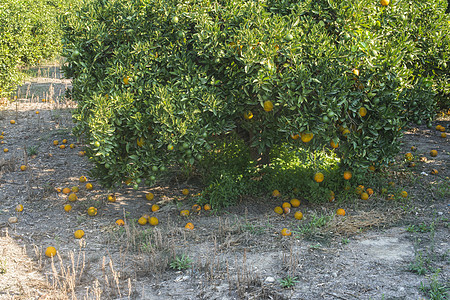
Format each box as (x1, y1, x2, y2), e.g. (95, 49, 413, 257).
(169, 254, 192, 271)
(241, 222, 266, 235)
(279, 275, 298, 289)
(26, 145, 38, 156)
(407, 222, 435, 233)
(0, 259, 6, 274)
(419, 271, 449, 300)
(341, 238, 350, 245)
(294, 213, 332, 237)
(408, 251, 428, 275)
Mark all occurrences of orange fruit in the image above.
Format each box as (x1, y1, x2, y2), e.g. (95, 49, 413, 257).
(53, 140, 59, 146)
(281, 202, 291, 209)
(62, 139, 67, 144)
(380, 0, 389, 6)
(64, 204, 72, 212)
(400, 191, 408, 198)
(180, 209, 190, 216)
(290, 198, 300, 208)
(405, 152, 413, 161)
(78, 151, 85, 156)
(387, 193, 395, 200)
(151, 204, 160, 212)
(272, 189, 281, 197)
(343, 171, 352, 180)
(300, 132, 314, 143)
(263, 100, 274, 112)
(123, 76, 130, 85)
(56, 188, 61, 193)
(115, 219, 125, 226)
(185, 222, 194, 230)
(291, 133, 300, 140)
(280, 228, 292, 236)
(436, 125, 443, 131)
(352, 68, 360, 76)
(45, 246, 57, 258)
(74, 230, 85, 239)
(10, 120, 15, 124)
(59, 145, 66, 149)
(330, 139, 339, 148)
(62, 187, 71, 195)
(86, 183, 93, 190)
(87, 207, 97, 216)
(68, 193, 78, 202)
(431, 169, 438, 175)
(274, 206, 283, 215)
(3, 148, 8, 153)
(314, 172, 324, 183)
(360, 192, 369, 200)
(283, 207, 290, 214)
(69, 144, 75, 149)
(329, 191, 335, 202)
(438, 126, 446, 132)
(149, 217, 159, 226)
(71, 186, 79, 193)
(355, 185, 365, 195)
(192, 204, 201, 212)
(107, 194, 116, 202)
(243, 111, 253, 120)
(15, 204, 24, 212)
(411, 146, 417, 151)
(138, 216, 148, 225)
(336, 208, 346, 216)
(203, 204, 211, 211)
(359, 107, 367, 117)
(294, 211, 303, 220)
(20, 165, 27, 171)
(79, 176, 87, 183)
(342, 128, 350, 136)
(366, 188, 374, 195)
(441, 132, 447, 138)
(182, 188, 189, 196)
(430, 150, 438, 157)
(145, 192, 154, 201)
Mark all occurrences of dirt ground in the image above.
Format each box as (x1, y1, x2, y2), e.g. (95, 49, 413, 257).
(0, 65, 448, 300)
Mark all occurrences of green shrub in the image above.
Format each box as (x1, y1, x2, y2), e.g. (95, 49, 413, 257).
(62, 0, 450, 192)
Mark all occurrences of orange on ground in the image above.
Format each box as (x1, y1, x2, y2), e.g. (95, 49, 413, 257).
(442, 132, 447, 138)
(16, 204, 23, 212)
(366, 188, 374, 195)
(185, 222, 194, 230)
(10, 120, 15, 124)
(62, 139, 67, 144)
(282, 202, 291, 209)
(290, 198, 300, 208)
(107, 194, 116, 202)
(68, 193, 78, 202)
(74, 230, 85, 239)
(79, 176, 87, 183)
(430, 150, 438, 157)
(71, 186, 79, 193)
(314, 172, 324, 183)
(294, 211, 303, 220)
(115, 219, 125, 226)
(291, 133, 300, 140)
(283, 207, 290, 214)
(387, 194, 395, 200)
(149, 217, 159, 226)
(59, 145, 65, 149)
(281, 228, 292, 236)
(355, 185, 364, 195)
(380, 0, 389, 6)
(400, 191, 408, 198)
(53, 140, 58, 146)
(343, 171, 352, 180)
(360, 192, 369, 201)
(151, 204, 160, 212)
(3, 148, 8, 153)
(20, 165, 27, 171)
(405, 152, 413, 161)
(138, 216, 147, 225)
(274, 206, 283, 215)
(203, 204, 211, 211)
(431, 169, 438, 175)
(145, 192, 154, 201)
(45, 247, 57, 258)
(86, 183, 93, 190)
(180, 209, 190, 216)
(192, 204, 201, 212)
(336, 208, 346, 216)
(62, 187, 71, 195)
(272, 189, 281, 197)
(182, 188, 189, 196)
(87, 207, 97, 216)
(64, 204, 72, 212)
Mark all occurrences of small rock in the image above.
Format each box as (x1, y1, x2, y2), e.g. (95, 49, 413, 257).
(8, 216, 18, 223)
(438, 212, 443, 216)
(265, 276, 275, 283)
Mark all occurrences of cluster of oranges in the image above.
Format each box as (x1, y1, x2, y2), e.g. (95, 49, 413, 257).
(53, 138, 75, 150)
(435, 124, 447, 138)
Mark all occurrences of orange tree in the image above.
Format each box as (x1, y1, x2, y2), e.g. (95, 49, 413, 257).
(61, 0, 450, 189)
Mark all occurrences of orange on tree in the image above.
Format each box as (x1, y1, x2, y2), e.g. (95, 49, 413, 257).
(243, 111, 253, 120)
(314, 172, 324, 183)
(74, 230, 85, 239)
(343, 171, 352, 180)
(45, 246, 57, 258)
(330, 139, 339, 149)
(263, 100, 273, 112)
(300, 132, 313, 143)
(359, 107, 367, 117)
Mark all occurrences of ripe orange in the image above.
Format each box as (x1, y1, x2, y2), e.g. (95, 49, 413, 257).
(380, 0, 389, 6)
(3, 148, 8, 153)
(355, 185, 365, 195)
(431, 169, 438, 175)
(329, 191, 335, 202)
(336, 208, 346, 216)
(71, 186, 79, 193)
(86, 183, 93, 190)
(281, 202, 291, 209)
(62, 187, 71, 194)
(314, 172, 324, 183)
(149, 217, 159, 226)
(300, 132, 314, 143)
(74, 230, 85, 239)
(62, 139, 67, 144)
(430, 150, 438, 157)
(352, 68, 360, 76)
(438, 126, 445, 132)
(123, 76, 130, 85)
(53, 140, 59, 146)
(290, 198, 300, 208)
(294, 211, 303, 220)
(79, 176, 87, 183)
(330, 139, 339, 148)
(263, 100, 274, 112)
(342, 128, 350, 136)
(64, 204, 72, 212)
(138, 216, 148, 225)
(274, 206, 283, 215)
(283, 207, 290, 214)
(272, 189, 281, 197)
(203, 204, 211, 211)
(45, 246, 57, 258)
(68, 193, 78, 202)
(387, 193, 395, 200)
(360, 192, 369, 200)
(59, 145, 66, 149)
(115, 219, 125, 226)
(405, 152, 413, 161)
(145, 192, 154, 201)
(182, 188, 189, 196)
(441, 132, 447, 138)
(243, 111, 253, 120)
(281, 228, 292, 236)
(400, 191, 408, 198)
(436, 125, 443, 131)
(366, 188, 374, 195)
(185, 222, 194, 230)
(69, 144, 75, 149)
(291, 133, 300, 140)
(151, 204, 160, 212)
(107, 194, 116, 202)
(20, 165, 27, 171)
(359, 107, 367, 117)
(192, 204, 201, 212)
(78, 151, 85, 156)
(87, 207, 97, 216)
(343, 171, 352, 180)
(16, 204, 24, 212)
(10, 120, 15, 124)
(180, 209, 190, 216)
